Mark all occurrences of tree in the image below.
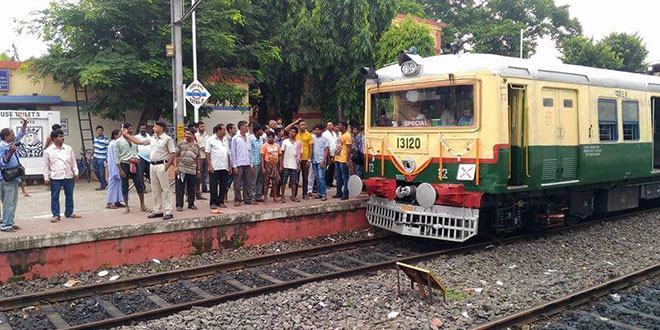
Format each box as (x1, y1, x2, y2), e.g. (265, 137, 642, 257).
(561, 33, 649, 73)
(418, 0, 582, 57)
(0, 52, 10, 61)
(375, 16, 435, 67)
(561, 36, 622, 70)
(601, 33, 648, 73)
(23, 0, 273, 123)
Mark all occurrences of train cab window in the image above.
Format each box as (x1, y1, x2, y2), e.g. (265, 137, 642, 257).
(370, 85, 474, 128)
(563, 99, 573, 108)
(622, 100, 640, 141)
(598, 98, 618, 141)
(543, 98, 554, 107)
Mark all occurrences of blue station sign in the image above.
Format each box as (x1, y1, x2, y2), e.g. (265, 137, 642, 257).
(0, 69, 8, 91)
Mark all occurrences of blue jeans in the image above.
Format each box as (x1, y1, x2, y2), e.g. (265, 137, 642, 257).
(51, 178, 75, 217)
(0, 178, 19, 230)
(335, 162, 349, 198)
(93, 157, 107, 188)
(312, 163, 327, 197)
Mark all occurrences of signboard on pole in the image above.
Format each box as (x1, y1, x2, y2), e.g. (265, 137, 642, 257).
(184, 80, 210, 110)
(0, 69, 9, 91)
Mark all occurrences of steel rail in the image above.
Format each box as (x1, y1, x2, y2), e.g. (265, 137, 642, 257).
(63, 206, 660, 330)
(4, 205, 658, 329)
(471, 263, 660, 330)
(0, 235, 397, 311)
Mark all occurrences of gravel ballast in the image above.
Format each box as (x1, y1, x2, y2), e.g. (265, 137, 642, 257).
(116, 211, 659, 330)
(0, 228, 375, 298)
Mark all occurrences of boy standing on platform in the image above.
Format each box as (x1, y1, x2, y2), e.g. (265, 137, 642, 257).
(280, 127, 301, 203)
(311, 124, 330, 201)
(260, 131, 280, 204)
(90, 125, 109, 191)
(249, 124, 265, 202)
(43, 129, 80, 222)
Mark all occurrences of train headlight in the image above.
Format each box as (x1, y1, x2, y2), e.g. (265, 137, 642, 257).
(401, 60, 419, 76)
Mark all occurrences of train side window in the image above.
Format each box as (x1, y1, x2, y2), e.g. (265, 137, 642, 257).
(622, 100, 640, 141)
(563, 99, 573, 108)
(543, 98, 553, 107)
(598, 98, 618, 141)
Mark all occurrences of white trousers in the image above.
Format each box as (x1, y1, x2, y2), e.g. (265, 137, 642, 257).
(150, 163, 173, 215)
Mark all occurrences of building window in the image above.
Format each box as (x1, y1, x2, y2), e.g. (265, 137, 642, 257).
(598, 98, 618, 141)
(543, 98, 554, 107)
(622, 100, 639, 141)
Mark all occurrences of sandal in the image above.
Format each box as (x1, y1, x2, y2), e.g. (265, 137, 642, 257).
(210, 209, 223, 214)
(123, 209, 131, 214)
(50, 216, 61, 223)
(66, 214, 82, 219)
(106, 204, 118, 209)
(141, 207, 153, 213)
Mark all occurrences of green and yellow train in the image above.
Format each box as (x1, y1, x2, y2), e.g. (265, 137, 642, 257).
(347, 53, 660, 242)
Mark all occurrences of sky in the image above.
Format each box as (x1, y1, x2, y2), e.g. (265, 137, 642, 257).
(1, 0, 659, 64)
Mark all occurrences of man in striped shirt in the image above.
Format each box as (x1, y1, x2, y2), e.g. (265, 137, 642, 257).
(90, 125, 110, 191)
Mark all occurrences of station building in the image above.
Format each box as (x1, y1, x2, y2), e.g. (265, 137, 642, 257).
(0, 61, 249, 177)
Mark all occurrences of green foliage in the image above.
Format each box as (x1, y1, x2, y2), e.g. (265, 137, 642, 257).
(417, 0, 582, 57)
(601, 33, 648, 73)
(395, 0, 426, 17)
(375, 17, 435, 68)
(0, 52, 10, 61)
(561, 36, 622, 70)
(561, 32, 648, 73)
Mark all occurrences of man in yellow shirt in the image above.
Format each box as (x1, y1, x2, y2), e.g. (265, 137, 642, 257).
(333, 121, 352, 200)
(287, 118, 314, 200)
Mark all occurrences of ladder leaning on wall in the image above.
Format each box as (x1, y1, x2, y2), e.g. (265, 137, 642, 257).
(73, 80, 94, 183)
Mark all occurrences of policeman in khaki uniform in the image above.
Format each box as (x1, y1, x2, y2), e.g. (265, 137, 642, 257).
(125, 120, 176, 220)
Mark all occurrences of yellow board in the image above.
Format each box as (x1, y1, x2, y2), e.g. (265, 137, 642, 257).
(177, 123, 184, 141)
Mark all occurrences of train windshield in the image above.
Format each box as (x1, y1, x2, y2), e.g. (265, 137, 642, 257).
(370, 85, 474, 128)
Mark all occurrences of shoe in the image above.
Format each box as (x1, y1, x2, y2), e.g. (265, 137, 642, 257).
(321, 196, 327, 201)
(95, 187, 105, 191)
(234, 202, 242, 207)
(332, 194, 342, 198)
(147, 213, 164, 218)
(245, 200, 254, 205)
(163, 214, 174, 221)
(66, 214, 82, 219)
(106, 204, 118, 209)
(196, 194, 207, 200)
(11, 225, 20, 230)
(176, 207, 183, 212)
(210, 205, 218, 210)
(50, 216, 61, 223)
(1, 227, 16, 232)
(219, 203, 228, 208)
(115, 203, 126, 208)
(341, 196, 349, 200)
(188, 205, 198, 210)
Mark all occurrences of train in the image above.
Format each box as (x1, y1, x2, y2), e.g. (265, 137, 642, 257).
(347, 53, 660, 242)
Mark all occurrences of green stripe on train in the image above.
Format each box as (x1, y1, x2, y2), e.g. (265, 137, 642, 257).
(364, 143, 656, 194)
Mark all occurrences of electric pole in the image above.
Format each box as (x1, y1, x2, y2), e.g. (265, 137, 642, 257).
(171, 0, 184, 141)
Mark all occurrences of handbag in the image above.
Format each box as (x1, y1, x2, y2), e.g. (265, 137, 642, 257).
(2, 152, 25, 182)
(351, 150, 365, 165)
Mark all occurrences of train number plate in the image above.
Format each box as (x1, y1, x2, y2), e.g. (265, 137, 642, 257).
(393, 135, 427, 153)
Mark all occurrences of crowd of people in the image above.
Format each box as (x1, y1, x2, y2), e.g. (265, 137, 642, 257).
(0, 116, 366, 231)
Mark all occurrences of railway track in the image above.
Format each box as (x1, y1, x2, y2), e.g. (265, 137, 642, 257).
(471, 263, 660, 330)
(1, 207, 657, 329)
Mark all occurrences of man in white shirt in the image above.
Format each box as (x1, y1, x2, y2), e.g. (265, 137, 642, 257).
(206, 123, 231, 211)
(134, 124, 152, 183)
(43, 129, 80, 223)
(195, 121, 210, 197)
(322, 121, 338, 188)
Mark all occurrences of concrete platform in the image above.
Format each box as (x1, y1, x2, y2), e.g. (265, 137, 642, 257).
(0, 181, 368, 283)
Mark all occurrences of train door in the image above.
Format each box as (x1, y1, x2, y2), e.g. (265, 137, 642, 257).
(540, 88, 579, 183)
(653, 97, 660, 169)
(508, 85, 526, 186)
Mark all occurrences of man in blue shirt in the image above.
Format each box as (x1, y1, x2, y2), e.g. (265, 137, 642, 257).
(90, 125, 110, 190)
(0, 114, 28, 232)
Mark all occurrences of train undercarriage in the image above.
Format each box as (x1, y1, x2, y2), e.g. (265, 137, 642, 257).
(362, 177, 660, 242)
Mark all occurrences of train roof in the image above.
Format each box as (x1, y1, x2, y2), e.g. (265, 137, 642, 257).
(372, 53, 660, 93)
